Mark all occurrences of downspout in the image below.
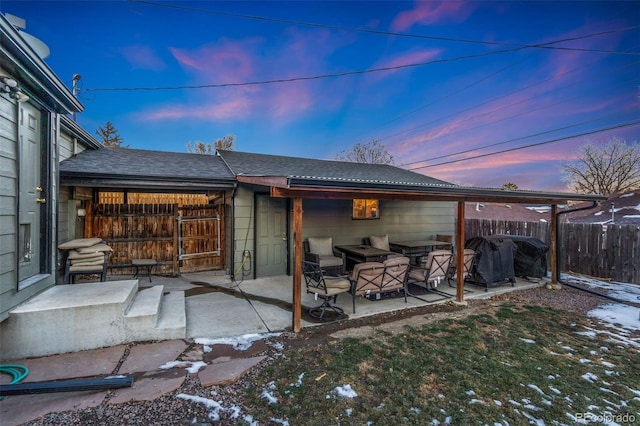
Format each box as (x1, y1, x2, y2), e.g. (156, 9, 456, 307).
(554, 200, 600, 283)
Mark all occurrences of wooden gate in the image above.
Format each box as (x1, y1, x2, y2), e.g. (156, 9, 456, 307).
(178, 205, 222, 273)
(85, 203, 224, 276)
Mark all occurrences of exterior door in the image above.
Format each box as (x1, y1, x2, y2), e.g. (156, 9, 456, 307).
(256, 195, 287, 277)
(18, 102, 43, 285)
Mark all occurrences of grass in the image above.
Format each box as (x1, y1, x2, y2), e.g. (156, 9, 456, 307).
(242, 304, 640, 425)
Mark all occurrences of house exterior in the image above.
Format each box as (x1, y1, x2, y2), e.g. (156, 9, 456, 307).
(0, 13, 102, 320)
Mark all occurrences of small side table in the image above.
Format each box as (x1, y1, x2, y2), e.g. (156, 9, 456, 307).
(132, 259, 158, 282)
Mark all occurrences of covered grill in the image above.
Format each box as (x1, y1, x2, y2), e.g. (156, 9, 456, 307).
(465, 236, 516, 290)
(493, 235, 549, 279)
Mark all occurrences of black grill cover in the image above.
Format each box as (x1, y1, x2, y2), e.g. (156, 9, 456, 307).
(465, 236, 516, 287)
(493, 235, 549, 278)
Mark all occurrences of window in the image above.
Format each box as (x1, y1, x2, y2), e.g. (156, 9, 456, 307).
(353, 199, 379, 220)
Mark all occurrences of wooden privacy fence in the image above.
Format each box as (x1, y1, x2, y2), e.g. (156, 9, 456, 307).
(85, 203, 223, 276)
(559, 223, 640, 285)
(464, 219, 640, 284)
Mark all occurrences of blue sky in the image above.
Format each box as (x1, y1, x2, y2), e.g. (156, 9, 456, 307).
(3, 1, 638, 192)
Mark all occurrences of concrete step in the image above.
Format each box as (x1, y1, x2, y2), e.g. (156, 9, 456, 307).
(0, 280, 140, 360)
(124, 287, 186, 342)
(125, 285, 164, 330)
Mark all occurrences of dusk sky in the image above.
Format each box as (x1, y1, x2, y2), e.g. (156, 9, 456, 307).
(3, 1, 638, 192)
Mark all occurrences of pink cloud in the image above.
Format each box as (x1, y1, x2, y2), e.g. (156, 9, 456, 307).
(169, 38, 260, 82)
(120, 45, 165, 71)
(136, 96, 254, 121)
(391, 1, 474, 31)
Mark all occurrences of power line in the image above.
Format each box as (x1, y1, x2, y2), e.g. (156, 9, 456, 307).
(401, 112, 631, 167)
(406, 121, 640, 171)
(84, 25, 637, 93)
(130, 0, 639, 55)
(378, 52, 638, 146)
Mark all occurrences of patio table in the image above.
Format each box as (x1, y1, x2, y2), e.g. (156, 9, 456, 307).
(389, 240, 452, 265)
(334, 245, 394, 267)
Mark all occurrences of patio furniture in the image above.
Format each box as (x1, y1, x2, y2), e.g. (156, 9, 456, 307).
(334, 244, 395, 267)
(302, 261, 351, 321)
(304, 237, 346, 276)
(349, 256, 410, 313)
(388, 239, 452, 265)
(436, 234, 454, 250)
(59, 238, 112, 284)
(365, 234, 403, 258)
(132, 259, 158, 282)
(447, 249, 476, 287)
(407, 249, 453, 299)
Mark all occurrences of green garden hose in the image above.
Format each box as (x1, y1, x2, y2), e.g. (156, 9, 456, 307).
(0, 364, 29, 399)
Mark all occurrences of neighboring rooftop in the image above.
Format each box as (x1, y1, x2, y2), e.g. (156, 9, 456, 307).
(563, 192, 640, 224)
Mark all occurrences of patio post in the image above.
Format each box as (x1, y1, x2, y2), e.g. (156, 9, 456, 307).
(292, 197, 303, 332)
(456, 201, 465, 303)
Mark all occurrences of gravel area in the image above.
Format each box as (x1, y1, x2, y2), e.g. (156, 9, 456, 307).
(20, 283, 636, 425)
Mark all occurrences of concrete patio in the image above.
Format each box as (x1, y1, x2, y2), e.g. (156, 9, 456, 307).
(0, 270, 544, 361)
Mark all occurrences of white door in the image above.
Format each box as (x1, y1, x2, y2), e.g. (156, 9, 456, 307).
(18, 102, 43, 284)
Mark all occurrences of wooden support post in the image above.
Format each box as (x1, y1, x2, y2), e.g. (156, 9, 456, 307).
(292, 197, 303, 333)
(550, 203, 558, 285)
(456, 201, 465, 303)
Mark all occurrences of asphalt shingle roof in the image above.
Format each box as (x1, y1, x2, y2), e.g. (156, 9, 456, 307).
(218, 150, 452, 187)
(60, 148, 235, 181)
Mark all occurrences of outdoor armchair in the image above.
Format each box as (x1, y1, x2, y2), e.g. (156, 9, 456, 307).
(303, 261, 351, 321)
(408, 249, 453, 294)
(448, 249, 476, 288)
(304, 237, 346, 275)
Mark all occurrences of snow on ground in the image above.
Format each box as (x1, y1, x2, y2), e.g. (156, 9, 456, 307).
(561, 273, 640, 333)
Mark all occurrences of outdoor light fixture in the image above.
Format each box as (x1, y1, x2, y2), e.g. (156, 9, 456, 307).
(1, 75, 30, 103)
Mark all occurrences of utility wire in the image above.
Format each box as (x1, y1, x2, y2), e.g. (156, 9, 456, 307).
(407, 121, 640, 170)
(130, 0, 638, 55)
(83, 26, 638, 93)
(401, 112, 631, 167)
(379, 54, 637, 143)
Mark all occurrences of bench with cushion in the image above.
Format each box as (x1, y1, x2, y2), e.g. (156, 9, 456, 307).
(349, 256, 410, 313)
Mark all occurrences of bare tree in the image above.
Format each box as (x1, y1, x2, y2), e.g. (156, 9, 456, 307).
(214, 134, 235, 151)
(562, 137, 640, 196)
(501, 182, 519, 190)
(96, 121, 127, 147)
(335, 139, 394, 164)
(186, 134, 235, 154)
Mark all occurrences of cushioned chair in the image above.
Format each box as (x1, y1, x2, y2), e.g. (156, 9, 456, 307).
(436, 234, 454, 250)
(59, 238, 112, 284)
(304, 237, 346, 276)
(303, 261, 351, 321)
(407, 250, 453, 296)
(448, 249, 476, 288)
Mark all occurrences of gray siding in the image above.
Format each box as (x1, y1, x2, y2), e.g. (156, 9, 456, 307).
(232, 186, 256, 279)
(0, 93, 18, 320)
(232, 184, 455, 278)
(301, 199, 455, 244)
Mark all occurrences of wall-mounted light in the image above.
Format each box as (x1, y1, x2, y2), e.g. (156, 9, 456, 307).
(77, 208, 86, 217)
(1, 76, 30, 103)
